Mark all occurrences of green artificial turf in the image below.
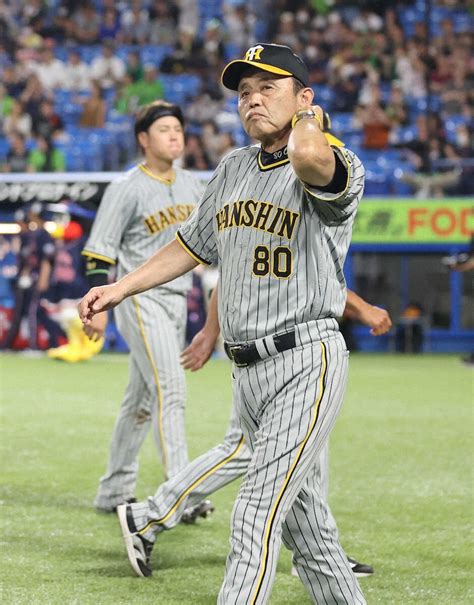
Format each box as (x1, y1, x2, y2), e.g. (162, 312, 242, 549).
(0, 353, 472, 604)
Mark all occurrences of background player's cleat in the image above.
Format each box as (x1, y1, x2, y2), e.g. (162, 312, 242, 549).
(117, 504, 154, 577)
(347, 557, 374, 577)
(291, 557, 374, 579)
(181, 499, 215, 524)
(96, 497, 137, 514)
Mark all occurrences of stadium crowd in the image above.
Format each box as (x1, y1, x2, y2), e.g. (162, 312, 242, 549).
(0, 0, 472, 195)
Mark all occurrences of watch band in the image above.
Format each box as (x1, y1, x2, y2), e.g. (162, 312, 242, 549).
(291, 109, 323, 130)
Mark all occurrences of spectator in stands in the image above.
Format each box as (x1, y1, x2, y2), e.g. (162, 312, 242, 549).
(2, 65, 23, 98)
(70, 2, 100, 44)
(223, 1, 256, 54)
(62, 49, 92, 91)
(27, 134, 66, 172)
(385, 82, 409, 128)
(115, 65, 164, 114)
(99, 7, 121, 41)
(399, 115, 461, 197)
(32, 99, 64, 141)
(30, 45, 65, 91)
(19, 73, 50, 124)
(430, 51, 453, 93)
(395, 45, 427, 99)
(3, 99, 32, 139)
(90, 40, 126, 89)
(3, 131, 30, 173)
(356, 97, 391, 150)
(202, 19, 226, 70)
(200, 120, 223, 166)
(183, 133, 212, 170)
(120, 0, 151, 45)
(0, 82, 14, 123)
(186, 92, 225, 127)
(160, 26, 204, 74)
(274, 12, 299, 49)
(125, 50, 144, 83)
(441, 68, 469, 116)
(149, 0, 180, 45)
(78, 81, 106, 128)
(215, 131, 237, 163)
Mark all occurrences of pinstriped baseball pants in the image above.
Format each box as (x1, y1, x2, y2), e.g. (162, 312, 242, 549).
(94, 289, 189, 510)
(218, 334, 366, 605)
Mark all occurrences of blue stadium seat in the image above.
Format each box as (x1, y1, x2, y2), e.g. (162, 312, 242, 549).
(141, 45, 173, 68)
(330, 112, 357, 135)
(80, 46, 102, 64)
(0, 137, 9, 161)
(390, 167, 415, 196)
(364, 170, 391, 196)
(314, 85, 334, 111)
(161, 74, 202, 104)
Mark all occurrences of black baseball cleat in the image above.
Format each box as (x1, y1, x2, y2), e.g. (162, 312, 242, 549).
(181, 499, 215, 524)
(117, 504, 154, 577)
(347, 556, 374, 577)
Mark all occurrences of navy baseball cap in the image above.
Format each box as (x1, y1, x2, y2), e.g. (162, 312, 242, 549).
(221, 43, 309, 91)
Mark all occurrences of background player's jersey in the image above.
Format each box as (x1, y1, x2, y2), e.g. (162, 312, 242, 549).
(83, 164, 204, 295)
(178, 145, 365, 342)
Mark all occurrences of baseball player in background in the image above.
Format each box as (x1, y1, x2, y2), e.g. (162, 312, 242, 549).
(82, 101, 206, 513)
(80, 43, 369, 603)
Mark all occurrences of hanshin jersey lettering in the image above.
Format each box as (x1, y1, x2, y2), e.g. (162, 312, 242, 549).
(177, 144, 365, 343)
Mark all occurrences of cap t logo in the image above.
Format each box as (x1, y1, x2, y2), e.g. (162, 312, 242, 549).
(245, 45, 264, 62)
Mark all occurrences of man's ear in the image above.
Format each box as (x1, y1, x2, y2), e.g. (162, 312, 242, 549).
(299, 86, 315, 108)
(137, 131, 148, 151)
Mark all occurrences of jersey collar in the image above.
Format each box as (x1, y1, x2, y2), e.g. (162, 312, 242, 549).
(257, 145, 290, 171)
(139, 163, 176, 184)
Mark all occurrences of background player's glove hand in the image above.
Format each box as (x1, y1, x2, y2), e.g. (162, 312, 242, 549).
(78, 283, 125, 325)
(83, 311, 108, 341)
(180, 329, 217, 371)
(360, 305, 393, 336)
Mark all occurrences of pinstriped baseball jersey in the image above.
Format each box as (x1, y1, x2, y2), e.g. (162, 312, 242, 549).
(84, 164, 204, 295)
(177, 144, 364, 342)
(89, 162, 205, 512)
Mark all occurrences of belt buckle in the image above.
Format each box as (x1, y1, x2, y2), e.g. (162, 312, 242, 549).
(228, 344, 248, 367)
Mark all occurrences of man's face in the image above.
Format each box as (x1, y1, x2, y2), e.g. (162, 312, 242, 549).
(140, 116, 184, 162)
(237, 72, 301, 142)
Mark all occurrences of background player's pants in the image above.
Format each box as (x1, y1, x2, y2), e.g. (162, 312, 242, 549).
(139, 406, 334, 539)
(95, 290, 189, 510)
(218, 335, 365, 605)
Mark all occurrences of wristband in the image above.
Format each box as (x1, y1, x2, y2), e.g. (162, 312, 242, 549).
(291, 109, 323, 130)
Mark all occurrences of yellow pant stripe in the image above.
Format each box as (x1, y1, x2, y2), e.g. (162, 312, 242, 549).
(251, 341, 328, 605)
(138, 435, 246, 535)
(132, 296, 168, 473)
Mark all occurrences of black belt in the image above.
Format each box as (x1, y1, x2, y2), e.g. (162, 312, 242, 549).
(224, 331, 296, 367)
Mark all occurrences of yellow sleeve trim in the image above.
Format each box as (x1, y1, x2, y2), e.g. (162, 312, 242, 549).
(303, 146, 352, 203)
(175, 232, 211, 266)
(81, 250, 116, 265)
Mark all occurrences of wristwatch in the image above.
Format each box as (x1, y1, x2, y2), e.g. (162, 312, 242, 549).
(291, 109, 323, 130)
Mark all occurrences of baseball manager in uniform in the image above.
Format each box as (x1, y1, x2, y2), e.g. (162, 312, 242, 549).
(82, 101, 205, 513)
(80, 44, 367, 604)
